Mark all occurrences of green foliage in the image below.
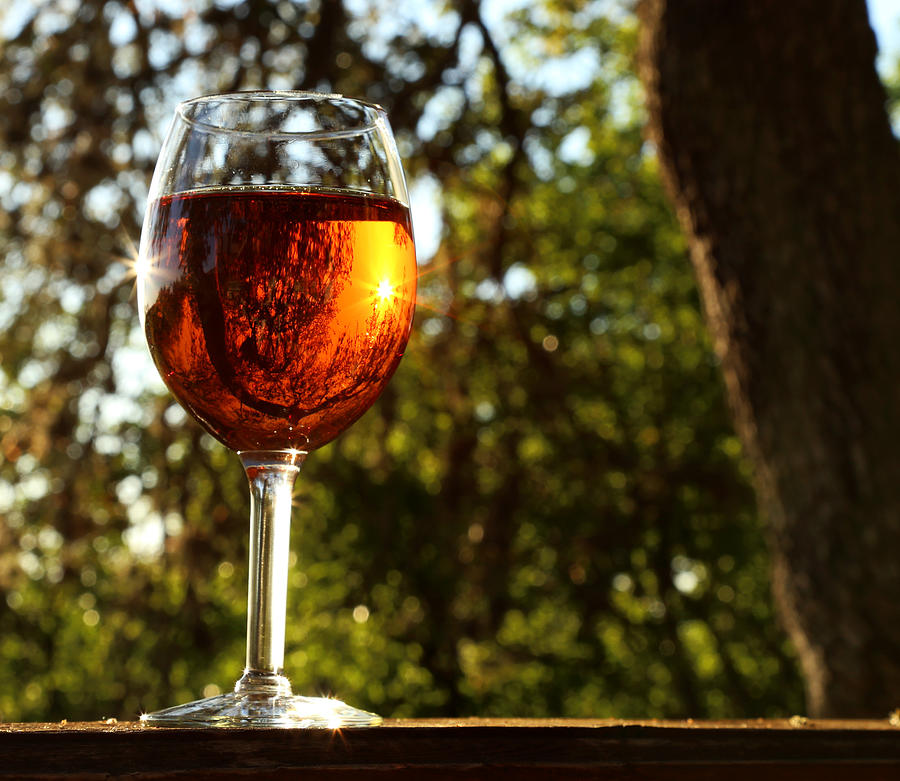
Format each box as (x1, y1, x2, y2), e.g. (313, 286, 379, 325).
(0, 0, 803, 721)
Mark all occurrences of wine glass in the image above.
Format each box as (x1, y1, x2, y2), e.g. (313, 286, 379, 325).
(135, 91, 416, 727)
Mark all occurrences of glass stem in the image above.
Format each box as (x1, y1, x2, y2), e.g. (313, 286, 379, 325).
(234, 450, 306, 695)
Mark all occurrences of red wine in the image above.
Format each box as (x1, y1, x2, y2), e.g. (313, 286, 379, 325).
(140, 188, 416, 451)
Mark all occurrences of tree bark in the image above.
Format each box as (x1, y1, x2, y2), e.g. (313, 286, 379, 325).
(638, 0, 900, 716)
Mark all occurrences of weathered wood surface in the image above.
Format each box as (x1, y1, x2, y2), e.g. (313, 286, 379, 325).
(1, 718, 899, 779)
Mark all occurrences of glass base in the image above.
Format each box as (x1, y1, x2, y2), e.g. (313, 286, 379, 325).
(140, 671, 382, 728)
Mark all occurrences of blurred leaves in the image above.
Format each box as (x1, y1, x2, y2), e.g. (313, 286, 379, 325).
(0, 0, 803, 721)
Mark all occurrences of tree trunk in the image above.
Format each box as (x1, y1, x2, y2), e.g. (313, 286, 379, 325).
(638, 0, 900, 716)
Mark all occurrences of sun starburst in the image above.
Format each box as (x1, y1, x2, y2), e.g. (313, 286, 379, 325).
(375, 278, 394, 301)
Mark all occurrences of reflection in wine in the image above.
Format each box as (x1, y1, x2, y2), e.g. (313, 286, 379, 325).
(140, 188, 416, 452)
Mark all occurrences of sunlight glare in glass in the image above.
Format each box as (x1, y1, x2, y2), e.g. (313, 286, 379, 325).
(376, 278, 394, 301)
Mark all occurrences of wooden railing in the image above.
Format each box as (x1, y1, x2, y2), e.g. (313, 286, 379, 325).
(2, 718, 900, 779)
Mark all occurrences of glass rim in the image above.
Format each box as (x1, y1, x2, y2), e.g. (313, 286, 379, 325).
(175, 90, 388, 140)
